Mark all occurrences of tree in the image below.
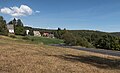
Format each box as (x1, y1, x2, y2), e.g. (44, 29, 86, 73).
(54, 28, 62, 39)
(14, 19, 25, 35)
(17, 19, 23, 26)
(67, 30, 120, 50)
(15, 25, 25, 35)
(76, 37, 94, 48)
(13, 18, 17, 27)
(8, 21, 13, 24)
(62, 31, 76, 46)
(58, 27, 61, 31)
(0, 16, 8, 36)
(54, 28, 67, 39)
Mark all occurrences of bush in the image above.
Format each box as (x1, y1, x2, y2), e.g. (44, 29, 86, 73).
(22, 36, 30, 40)
(62, 31, 76, 46)
(9, 35, 16, 38)
(31, 38, 34, 41)
(15, 26, 26, 36)
(76, 37, 94, 48)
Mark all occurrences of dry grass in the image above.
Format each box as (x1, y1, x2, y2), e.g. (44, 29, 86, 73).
(0, 36, 120, 73)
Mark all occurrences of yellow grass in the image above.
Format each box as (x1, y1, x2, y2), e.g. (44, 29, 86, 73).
(0, 36, 120, 73)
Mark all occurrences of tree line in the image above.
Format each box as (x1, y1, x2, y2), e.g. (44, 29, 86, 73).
(54, 28, 120, 51)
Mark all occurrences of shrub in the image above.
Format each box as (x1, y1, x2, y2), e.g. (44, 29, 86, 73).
(76, 37, 94, 48)
(22, 36, 30, 40)
(9, 35, 16, 38)
(62, 31, 76, 46)
(31, 38, 34, 41)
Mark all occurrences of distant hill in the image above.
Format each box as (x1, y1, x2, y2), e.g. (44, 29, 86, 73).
(68, 30, 108, 36)
(25, 26, 120, 39)
(110, 32, 120, 37)
(24, 26, 120, 51)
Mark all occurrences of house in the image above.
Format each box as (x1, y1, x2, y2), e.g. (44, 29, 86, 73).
(7, 24, 14, 34)
(7, 18, 18, 34)
(26, 30, 30, 35)
(42, 32, 49, 37)
(33, 31, 41, 36)
(48, 34, 55, 38)
(42, 32, 54, 38)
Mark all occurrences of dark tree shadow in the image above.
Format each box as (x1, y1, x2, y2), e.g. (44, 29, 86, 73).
(47, 54, 120, 69)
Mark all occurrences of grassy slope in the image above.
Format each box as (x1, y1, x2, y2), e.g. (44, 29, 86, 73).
(16, 36, 64, 45)
(29, 36, 64, 45)
(0, 36, 120, 73)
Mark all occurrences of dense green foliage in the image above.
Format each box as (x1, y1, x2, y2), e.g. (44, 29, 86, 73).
(111, 32, 120, 37)
(54, 29, 120, 50)
(15, 25, 25, 35)
(15, 19, 25, 35)
(54, 29, 94, 47)
(0, 16, 8, 36)
(62, 31, 76, 46)
(69, 30, 120, 50)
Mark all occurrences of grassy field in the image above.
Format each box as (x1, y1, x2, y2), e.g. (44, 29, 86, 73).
(0, 35, 120, 73)
(14, 35, 64, 45)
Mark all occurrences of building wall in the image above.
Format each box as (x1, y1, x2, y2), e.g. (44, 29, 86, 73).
(33, 31, 41, 36)
(26, 30, 30, 35)
(9, 29, 14, 33)
(7, 25, 14, 34)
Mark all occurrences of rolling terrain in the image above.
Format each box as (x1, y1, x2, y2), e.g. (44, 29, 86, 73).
(0, 36, 120, 73)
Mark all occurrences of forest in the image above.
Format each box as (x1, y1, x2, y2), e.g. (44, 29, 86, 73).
(54, 29, 120, 51)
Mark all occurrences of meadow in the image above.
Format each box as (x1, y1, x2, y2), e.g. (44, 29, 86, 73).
(14, 35, 64, 45)
(0, 35, 120, 73)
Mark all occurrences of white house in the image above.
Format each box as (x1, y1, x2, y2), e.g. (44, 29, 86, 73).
(26, 30, 30, 35)
(7, 25, 14, 34)
(33, 31, 41, 36)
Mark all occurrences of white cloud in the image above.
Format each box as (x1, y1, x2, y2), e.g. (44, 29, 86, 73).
(0, 7, 12, 14)
(0, 5, 33, 17)
(35, 10, 40, 13)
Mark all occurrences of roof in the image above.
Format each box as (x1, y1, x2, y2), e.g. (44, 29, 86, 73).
(7, 25, 14, 30)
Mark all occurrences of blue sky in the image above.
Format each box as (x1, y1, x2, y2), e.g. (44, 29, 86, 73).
(0, 0, 120, 32)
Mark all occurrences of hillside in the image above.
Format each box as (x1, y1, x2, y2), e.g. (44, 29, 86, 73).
(24, 28, 120, 50)
(111, 32, 120, 37)
(0, 36, 120, 73)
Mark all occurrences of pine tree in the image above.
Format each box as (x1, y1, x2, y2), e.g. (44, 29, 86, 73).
(15, 19, 25, 35)
(0, 16, 8, 35)
(17, 19, 23, 26)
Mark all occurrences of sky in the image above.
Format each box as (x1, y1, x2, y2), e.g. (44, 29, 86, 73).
(0, 0, 120, 32)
